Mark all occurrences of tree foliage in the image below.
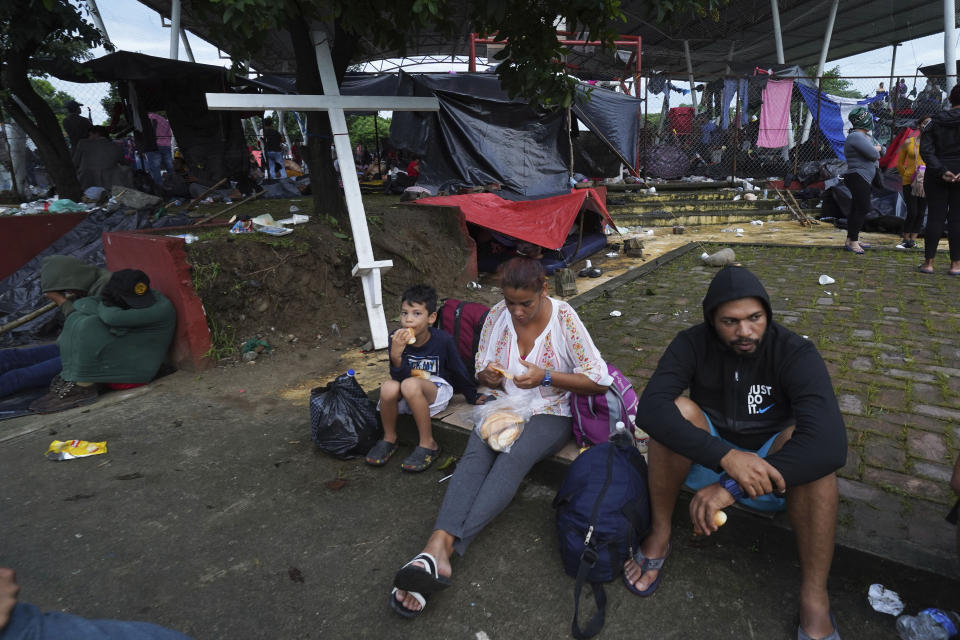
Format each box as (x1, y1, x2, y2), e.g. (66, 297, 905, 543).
(28, 77, 77, 124)
(0, 0, 103, 199)
(805, 65, 860, 99)
(346, 114, 391, 153)
(197, 0, 725, 109)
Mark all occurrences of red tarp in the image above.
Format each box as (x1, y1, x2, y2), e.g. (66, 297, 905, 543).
(414, 188, 614, 250)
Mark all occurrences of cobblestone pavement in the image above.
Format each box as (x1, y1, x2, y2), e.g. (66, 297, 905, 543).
(575, 243, 960, 577)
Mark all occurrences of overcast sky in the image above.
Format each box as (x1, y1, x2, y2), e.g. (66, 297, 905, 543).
(55, 0, 959, 123)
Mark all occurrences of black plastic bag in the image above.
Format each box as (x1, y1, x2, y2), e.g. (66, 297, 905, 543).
(310, 371, 382, 459)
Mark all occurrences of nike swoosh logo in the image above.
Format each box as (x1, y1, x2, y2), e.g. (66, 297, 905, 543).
(757, 404, 775, 414)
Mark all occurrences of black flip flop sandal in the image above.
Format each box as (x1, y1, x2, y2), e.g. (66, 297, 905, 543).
(394, 552, 452, 594)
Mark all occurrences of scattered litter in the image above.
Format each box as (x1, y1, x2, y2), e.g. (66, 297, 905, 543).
(255, 224, 293, 236)
(732, 194, 741, 201)
(735, 228, 744, 237)
(609, 310, 622, 317)
(750, 220, 763, 225)
(438, 473, 454, 484)
(166, 233, 199, 244)
(229, 219, 255, 234)
(605, 251, 618, 258)
(645, 229, 655, 235)
(867, 584, 904, 616)
(744, 193, 757, 201)
(275, 214, 310, 225)
(467, 281, 482, 290)
(241, 338, 271, 354)
(818, 274, 835, 285)
(48, 199, 87, 213)
(702, 248, 736, 267)
(289, 205, 300, 213)
(46, 440, 107, 461)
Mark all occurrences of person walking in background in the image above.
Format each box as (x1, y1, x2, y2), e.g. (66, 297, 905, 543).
(842, 107, 883, 255)
(919, 85, 960, 275)
(146, 113, 174, 185)
(262, 117, 287, 180)
(61, 101, 91, 151)
(896, 114, 932, 250)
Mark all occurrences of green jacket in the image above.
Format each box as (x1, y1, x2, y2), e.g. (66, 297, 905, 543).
(58, 291, 177, 383)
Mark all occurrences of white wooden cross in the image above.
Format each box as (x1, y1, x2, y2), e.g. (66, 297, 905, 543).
(205, 31, 440, 350)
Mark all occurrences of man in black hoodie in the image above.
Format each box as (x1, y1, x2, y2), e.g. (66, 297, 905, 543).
(624, 266, 846, 640)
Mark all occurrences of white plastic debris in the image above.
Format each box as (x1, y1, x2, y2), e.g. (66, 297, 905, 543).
(744, 193, 757, 201)
(732, 194, 741, 201)
(289, 204, 300, 213)
(818, 275, 835, 285)
(750, 220, 763, 225)
(166, 233, 199, 244)
(609, 310, 622, 317)
(645, 229, 654, 235)
(605, 252, 618, 258)
(276, 214, 310, 225)
(867, 584, 904, 616)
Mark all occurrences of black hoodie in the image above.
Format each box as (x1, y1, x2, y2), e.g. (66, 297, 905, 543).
(920, 107, 960, 181)
(637, 266, 847, 487)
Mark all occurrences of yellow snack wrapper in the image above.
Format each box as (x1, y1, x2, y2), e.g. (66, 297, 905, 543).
(46, 439, 107, 461)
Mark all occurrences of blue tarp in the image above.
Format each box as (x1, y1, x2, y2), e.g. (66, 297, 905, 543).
(795, 84, 887, 161)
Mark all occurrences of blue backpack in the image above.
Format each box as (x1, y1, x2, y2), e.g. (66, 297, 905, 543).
(553, 434, 651, 639)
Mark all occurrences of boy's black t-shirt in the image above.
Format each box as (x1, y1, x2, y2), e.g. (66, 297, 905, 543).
(388, 327, 479, 403)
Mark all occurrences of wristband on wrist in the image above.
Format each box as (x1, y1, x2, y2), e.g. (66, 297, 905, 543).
(720, 475, 744, 500)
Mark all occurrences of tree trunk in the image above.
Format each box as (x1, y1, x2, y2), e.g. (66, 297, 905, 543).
(1, 50, 81, 201)
(286, 16, 355, 228)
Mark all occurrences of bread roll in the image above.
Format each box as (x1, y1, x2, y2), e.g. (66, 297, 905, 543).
(404, 328, 417, 344)
(490, 424, 521, 451)
(410, 369, 431, 379)
(489, 363, 514, 379)
(479, 410, 523, 440)
(713, 510, 727, 528)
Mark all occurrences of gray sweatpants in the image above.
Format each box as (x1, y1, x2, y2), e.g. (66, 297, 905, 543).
(434, 413, 571, 555)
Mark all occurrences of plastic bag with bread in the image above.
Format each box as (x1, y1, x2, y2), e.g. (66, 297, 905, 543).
(473, 399, 534, 453)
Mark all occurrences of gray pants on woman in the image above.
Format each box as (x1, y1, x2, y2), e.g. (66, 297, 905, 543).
(434, 413, 571, 555)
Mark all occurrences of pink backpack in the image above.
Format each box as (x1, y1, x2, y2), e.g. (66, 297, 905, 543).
(570, 363, 639, 447)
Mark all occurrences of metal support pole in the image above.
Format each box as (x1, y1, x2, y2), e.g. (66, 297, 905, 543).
(180, 27, 196, 63)
(683, 40, 698, 111)
(801, 0, 838, 142)
(770, 0, 785, 64)
(945, 0, 958, 95)
(85, 0, 112, 48)
(169, 0, 181, 60)
(889, 43, 899, 117)
(469, 33, 476, 73)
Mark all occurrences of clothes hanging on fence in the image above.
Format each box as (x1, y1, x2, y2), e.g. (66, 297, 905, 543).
(721, 79, 749, 129)
(701, 79, 724, 119)
(756, 79, 794, 148)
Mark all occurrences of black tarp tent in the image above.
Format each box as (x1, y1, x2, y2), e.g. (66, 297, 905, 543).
(247, 71, 642, 200)
(61, 52, 249, 185)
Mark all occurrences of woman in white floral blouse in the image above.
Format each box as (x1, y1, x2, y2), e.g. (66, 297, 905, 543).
(390, 257, 612, 618)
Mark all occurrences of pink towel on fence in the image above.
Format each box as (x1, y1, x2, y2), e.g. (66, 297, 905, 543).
(756, 79, 794, 148)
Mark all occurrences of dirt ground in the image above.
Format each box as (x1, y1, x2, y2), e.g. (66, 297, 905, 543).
(184, 194, 490, 359)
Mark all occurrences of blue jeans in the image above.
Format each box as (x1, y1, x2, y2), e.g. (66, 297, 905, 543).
(145, 147, 173, 185)
(0, 344, 60, 398)
(266, 151, 287, 179)
(684, 414, 787, 512)
(0, 602, 192, 639)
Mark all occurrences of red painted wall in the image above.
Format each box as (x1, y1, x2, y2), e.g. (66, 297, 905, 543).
(103, 231, 213, 371)
(0, 213, 87, 280)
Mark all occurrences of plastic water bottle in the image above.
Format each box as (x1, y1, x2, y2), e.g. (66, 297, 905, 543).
(896, 609, 960, 640)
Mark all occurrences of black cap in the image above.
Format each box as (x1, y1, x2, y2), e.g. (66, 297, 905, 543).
(104, 269, 156, 309)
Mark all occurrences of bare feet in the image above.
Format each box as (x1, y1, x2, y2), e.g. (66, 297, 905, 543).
(0, 568, 19, 631)
(623, 534, 670, 593)
(394, 532, 454, 614)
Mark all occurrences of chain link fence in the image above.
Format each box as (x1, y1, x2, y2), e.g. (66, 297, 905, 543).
(638, 73, 952, 184)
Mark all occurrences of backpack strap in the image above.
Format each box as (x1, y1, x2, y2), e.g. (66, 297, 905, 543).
(453, 301, 466, 356)
(570, 444, 616, 639)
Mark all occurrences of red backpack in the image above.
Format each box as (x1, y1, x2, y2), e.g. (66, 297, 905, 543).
(435, 299, 490, 379)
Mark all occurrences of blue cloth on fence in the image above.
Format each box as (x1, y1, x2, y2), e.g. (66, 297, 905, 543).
(720, 79, 750, 129)
(0, 344, 61, 399)
(1, 602, 193, 640)
(795, 83, 887, 161)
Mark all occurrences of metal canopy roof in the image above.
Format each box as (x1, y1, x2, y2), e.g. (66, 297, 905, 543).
(136, 0, 954, 78)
